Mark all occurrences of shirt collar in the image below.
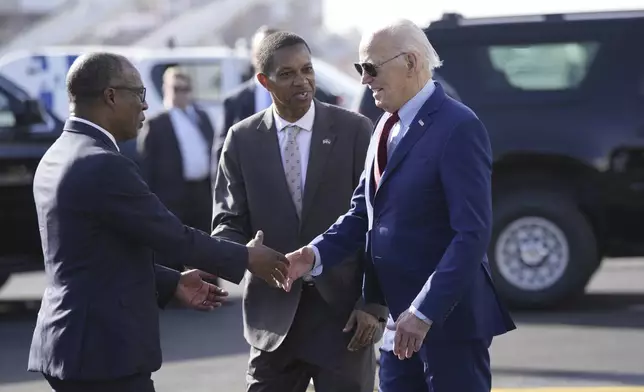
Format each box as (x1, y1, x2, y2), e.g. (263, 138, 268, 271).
(273, 102, 315, 132)
(397, 79, 435, 129)
(68, 115, 119, 151)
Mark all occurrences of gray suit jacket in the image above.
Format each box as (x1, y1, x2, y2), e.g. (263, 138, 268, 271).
(212, 100, 388, 376)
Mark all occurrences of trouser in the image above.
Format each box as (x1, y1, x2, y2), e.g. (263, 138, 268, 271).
(246, 284, 374, 392)
(44, 372, 154, 392)
(378, 338, 492, 392)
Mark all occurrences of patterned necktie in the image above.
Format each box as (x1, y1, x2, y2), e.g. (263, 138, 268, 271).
(282, 125, 303, 217)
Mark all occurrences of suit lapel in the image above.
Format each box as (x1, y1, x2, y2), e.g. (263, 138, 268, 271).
(365, 115, 385, 204)
(301, 101, 336, 224)
(162, 113, 186, 177)
(194, 108, 214, 145)
(256, 109, 300, 220)
(377, 83, 446, 191)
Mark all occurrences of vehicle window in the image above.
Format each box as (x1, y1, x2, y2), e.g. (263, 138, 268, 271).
(0, 91, 16, 128)
(487, 42, 600, 91)
(179, 63, 222, 101)
(151, 62, 223, 102)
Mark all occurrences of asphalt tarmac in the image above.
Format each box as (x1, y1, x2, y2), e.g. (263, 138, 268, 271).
(1, 258, 643, 392)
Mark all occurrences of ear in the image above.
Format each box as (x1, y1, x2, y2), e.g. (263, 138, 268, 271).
(405, 53, 417, 71)
(256, 73, 270, 91)
(103, 88, 116, 108)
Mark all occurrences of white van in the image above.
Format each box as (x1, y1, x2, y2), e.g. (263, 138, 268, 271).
(0, 45, 360, 132)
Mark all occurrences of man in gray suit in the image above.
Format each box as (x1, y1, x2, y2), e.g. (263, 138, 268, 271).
(212, 32, 388, 392)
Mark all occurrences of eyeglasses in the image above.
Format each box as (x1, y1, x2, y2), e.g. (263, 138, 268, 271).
(354, 53, 406, 78)
(111, 86, 147, 103)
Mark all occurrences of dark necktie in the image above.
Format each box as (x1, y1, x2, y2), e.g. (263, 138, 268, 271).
(374, 111, 399, 187)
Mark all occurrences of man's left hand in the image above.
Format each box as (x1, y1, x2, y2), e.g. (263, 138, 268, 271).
(387, 310, 431, 360)
(343, 309, 384, 351)
(174, 269, 228, 311)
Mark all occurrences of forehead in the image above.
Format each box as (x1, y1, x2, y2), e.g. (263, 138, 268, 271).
(359, 33, 396, 62)
(272, 44, 311, 68)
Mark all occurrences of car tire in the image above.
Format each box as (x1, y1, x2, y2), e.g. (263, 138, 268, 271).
(489, 189, 600, 309)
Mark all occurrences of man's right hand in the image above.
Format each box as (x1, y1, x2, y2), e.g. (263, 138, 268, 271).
(246, 231, 290, 288)
(284, 246, 315, 292)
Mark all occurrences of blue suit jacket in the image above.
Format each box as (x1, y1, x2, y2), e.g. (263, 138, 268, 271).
(28, 119, 249, 380)
(311, 84, 515, 341)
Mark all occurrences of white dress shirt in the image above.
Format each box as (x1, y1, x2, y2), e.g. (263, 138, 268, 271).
(273, 102, 323, 277)
(69, 116, 119, 151)
(168, 106, 210, 181)
(310, 80, 437, 323)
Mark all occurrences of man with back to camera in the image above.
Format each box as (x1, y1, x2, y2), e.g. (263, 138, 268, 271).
(27, 52, 290, 392)
(212, 31, 388, 392)
(285, 20, 516, 392)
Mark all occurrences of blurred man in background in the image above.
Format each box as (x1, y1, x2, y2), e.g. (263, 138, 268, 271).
(137, 67, 216, 235)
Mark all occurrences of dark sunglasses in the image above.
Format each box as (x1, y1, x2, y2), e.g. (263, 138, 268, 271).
(354, 53, 406, 78)
(111, 86, 147, 103)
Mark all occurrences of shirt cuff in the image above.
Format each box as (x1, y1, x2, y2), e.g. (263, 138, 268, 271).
(409, 305, 432, 325)
(309, 245, 324, 277)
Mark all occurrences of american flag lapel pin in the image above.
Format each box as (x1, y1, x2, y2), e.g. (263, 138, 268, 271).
(322, 138, 331, 145)
(418, 119, 425, 126)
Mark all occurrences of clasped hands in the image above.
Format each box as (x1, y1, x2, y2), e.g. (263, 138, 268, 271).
(244, 231, 314, 290)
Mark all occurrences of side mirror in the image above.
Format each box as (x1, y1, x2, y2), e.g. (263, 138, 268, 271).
(15, 99, 45, 126)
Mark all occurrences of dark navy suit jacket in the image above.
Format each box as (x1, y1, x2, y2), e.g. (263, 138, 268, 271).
(28, 119, 249, 381)
(311, 83, 515, 343)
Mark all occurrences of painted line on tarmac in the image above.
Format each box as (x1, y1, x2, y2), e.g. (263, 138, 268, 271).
(355, 385, 644, 392)
(493, 387, 644, 392)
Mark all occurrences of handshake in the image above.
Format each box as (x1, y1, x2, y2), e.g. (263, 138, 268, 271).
(245, 230, 316, 291)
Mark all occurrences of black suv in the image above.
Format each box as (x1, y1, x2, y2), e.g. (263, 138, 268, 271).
(356, 10, 644, 308)
(0, 74, 61, 290)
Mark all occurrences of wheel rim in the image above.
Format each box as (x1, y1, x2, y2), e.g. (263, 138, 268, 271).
(494, 216, 569, 291)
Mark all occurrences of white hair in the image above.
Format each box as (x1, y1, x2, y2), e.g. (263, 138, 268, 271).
(370, 19, 443, 72)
